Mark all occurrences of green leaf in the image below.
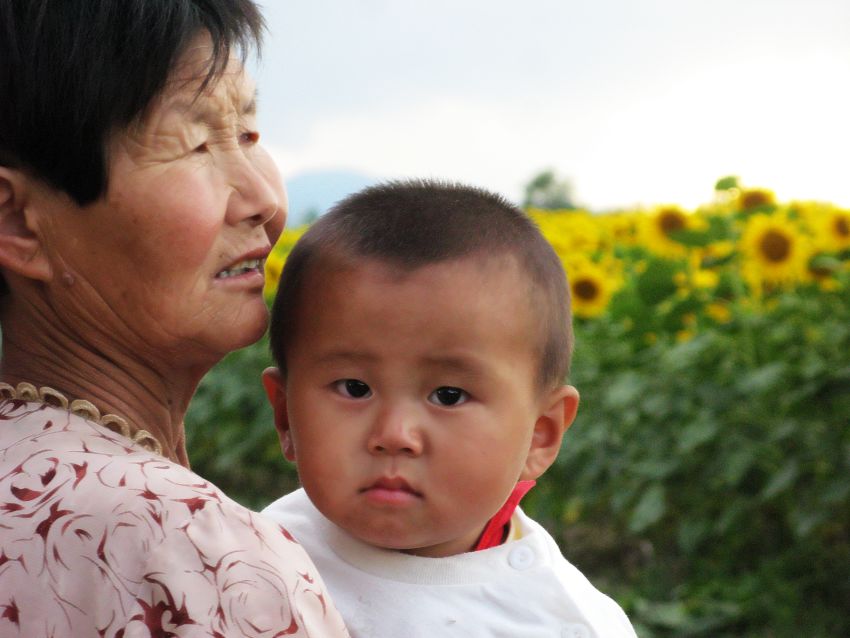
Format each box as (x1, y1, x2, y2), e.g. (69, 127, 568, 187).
(722, 446, 756, 487)
(715, 175, 740, 191)
(677, 417, 719, 453)
(677, 519, 710, 553)
(808, 253, 843, 274)
(635, 599, 690, 629)
(789, 506, 826, 538)
(666, 228, 713, 247)
(629, 483, 666, 532)
(635, 258, 679, 305)
(603, 371, 645, 409)
(660, 333, 713, 371)
(632, 458, 679, 480)
(715, 501, 746, 534)
(819, 480, 850, 505)
(760, 461, 800, 500)
(735, 362, 788, 394)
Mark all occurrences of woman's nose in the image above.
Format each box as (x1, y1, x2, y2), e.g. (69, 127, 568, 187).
(225, 153, 284, 230)
(367, 408, 424, 457)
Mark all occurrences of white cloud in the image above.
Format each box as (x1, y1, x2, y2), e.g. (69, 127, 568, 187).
(267, 58, 850, 212)
(267, 96, 591, 205)
(261, 8, 850, 211)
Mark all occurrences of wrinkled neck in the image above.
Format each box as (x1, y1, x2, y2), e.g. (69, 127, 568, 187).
(0, 292, 209, 466)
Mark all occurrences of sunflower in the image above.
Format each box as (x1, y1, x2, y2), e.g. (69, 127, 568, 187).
(737, 188, 776, 213)
(263, 251, 285, 299)
(263, 228, 307, 298)
(563, 256, 620, 319)
(532, 209, 601, 257)
(274, 227, 307, 255)
(815, 207, 850, 252)
(705, 302, 732, 324)
(806, 257, 841, 292)
(740, 213, 811, 292)
(639, 206, 700, 259)
(675, 265, 719, 292)
(597, 211, 640, 248)
(790, 202, 847, 253)
(830, 211, 850, 248)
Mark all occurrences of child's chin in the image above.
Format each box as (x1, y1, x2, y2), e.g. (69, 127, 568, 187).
(348, 528, 423, 553)
(356, 532, 413, 552)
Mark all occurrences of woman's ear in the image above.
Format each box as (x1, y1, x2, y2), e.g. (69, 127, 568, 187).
(262, 366, 297, 462)
(521, 384, 580, 481)
(0, 168, 52, 283)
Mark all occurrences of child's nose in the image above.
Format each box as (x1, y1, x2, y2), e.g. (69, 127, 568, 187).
(367, 407, 423, 457)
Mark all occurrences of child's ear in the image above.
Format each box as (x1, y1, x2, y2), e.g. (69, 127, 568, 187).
(262, 366, 297, 462)
(0, 168, 52, 284)
(520, 384, 579, 481)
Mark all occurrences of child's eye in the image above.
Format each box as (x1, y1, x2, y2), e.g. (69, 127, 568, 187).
(333, 379, 372, 399)
(428, 386, 469, 407)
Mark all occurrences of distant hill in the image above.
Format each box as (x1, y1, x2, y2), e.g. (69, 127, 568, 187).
(285, 170, 378, 226)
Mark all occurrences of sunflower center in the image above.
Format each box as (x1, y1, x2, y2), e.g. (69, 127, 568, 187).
(659, 211, 686, 236)
(742, 191, 772, 210)
(573, 278, 600, 301)
(759, 230, 791, 263)
(834, 216, 849, 238)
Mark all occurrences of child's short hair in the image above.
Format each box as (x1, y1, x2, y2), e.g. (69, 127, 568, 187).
(269, 179, 573, 389)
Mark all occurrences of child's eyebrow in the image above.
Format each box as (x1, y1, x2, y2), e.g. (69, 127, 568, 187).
(314, 351, 378, 365)
(421, 355, 488, 377)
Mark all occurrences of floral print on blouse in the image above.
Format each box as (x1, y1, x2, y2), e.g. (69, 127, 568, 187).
(0, 399, 349, 638)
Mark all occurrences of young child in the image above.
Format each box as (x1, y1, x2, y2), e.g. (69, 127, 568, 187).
(262, 180, 637, 637)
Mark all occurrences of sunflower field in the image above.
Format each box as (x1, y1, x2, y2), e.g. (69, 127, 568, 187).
(187, 178, 850, 637)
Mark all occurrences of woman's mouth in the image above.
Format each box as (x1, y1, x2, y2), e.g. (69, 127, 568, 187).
(215, 258, 264, 279)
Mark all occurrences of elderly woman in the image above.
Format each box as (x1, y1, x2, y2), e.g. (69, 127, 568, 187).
(0, 1, 348, 636)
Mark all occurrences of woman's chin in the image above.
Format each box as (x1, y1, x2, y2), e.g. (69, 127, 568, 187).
(204, 302, 271, 355)
(234, 305, 272, 348)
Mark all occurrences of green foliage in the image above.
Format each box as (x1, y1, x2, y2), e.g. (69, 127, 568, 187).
(527, 279, 850, 636)
(523, 168, 576, 210)
(186, 334, 299, 509)
(714, 175, 740, 191)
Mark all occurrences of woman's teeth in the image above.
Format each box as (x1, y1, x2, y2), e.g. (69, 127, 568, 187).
(216, 258, 263, 279)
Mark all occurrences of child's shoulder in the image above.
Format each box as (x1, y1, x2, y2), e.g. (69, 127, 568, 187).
(262, 487, 331, 548)
(515, 508, 637, 636)
(263, 486, 314, 524)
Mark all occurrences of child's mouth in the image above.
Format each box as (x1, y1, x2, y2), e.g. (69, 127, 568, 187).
(361, 476, 422, 505)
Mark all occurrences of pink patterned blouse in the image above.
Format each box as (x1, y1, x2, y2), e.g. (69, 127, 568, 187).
(0, 399, 349, 637)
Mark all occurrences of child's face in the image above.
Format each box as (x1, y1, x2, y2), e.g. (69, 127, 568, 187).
(264, 254, 578, 557)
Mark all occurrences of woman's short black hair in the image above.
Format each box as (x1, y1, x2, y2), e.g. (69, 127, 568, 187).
(269, 180, 574, 390)
(0, 0, 264, 205)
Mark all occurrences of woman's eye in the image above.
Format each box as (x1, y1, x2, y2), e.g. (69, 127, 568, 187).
(333, 379, 371, 399)
(428, 386, 468, 407)
(240, 131, 259, 145)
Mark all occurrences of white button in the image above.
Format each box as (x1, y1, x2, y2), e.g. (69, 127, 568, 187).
(562, 623, 591, 638)
(507, 545, 535, 570)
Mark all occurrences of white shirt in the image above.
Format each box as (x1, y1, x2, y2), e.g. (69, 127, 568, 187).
(264, 488, 637, 638)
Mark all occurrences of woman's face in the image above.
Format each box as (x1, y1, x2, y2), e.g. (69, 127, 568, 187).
(29, 43, 285, 367)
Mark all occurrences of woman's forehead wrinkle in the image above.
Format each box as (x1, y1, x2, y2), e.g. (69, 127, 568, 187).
(154, 73, 254, 128)
(165, 47, 249, 101)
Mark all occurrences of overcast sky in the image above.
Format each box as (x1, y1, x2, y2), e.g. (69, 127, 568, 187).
(252, 0, 850, 212)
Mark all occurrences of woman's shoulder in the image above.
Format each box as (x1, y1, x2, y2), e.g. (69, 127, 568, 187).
(0, 400, 298, 546)
(0, 401, 216, 520)
(0, 401, 349, 637)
